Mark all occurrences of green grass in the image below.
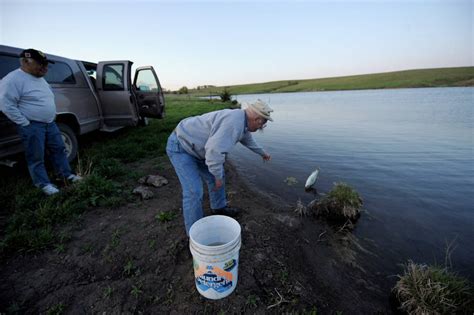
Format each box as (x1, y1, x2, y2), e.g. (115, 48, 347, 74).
(103, 286, 113, 299)
(0, 95, 229, 257)
(245, 294, 258, 308)
(123, 259, 135, 276)
(312, 182, 363, 223)
(130, 284, 143, 298)
(155, 211, 176, 223)
(189, 67, 474, 96)
(393, 261, 474, 314)
(46, 302, 65, 315)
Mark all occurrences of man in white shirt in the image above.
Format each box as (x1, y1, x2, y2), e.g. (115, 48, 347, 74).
(0, 48, 82, 195)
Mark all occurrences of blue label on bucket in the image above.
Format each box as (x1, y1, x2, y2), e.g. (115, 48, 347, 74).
(195, 265, 233, 293)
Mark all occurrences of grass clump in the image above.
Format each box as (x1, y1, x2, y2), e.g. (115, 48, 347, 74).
(393, 261, 473, 314)
(46, 302, 65, 315)
(103, 286, 113, 298)
(220, 88, 232, 102)
(71, 174, 125, 207)
(310, 182, 362, 223)
(155, 211, 176, 223)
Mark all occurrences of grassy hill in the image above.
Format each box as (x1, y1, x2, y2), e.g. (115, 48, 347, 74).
(189, 67, 474, 96)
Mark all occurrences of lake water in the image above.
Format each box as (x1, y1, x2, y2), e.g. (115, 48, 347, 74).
(230, 87, 473, 279)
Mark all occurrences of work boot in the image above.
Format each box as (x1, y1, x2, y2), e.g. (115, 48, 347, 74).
(211, 206, 240, 217)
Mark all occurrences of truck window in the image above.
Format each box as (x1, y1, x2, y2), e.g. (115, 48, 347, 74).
(44, 62, 75, 84)
(0, 55, 75, 84)
(103, 64, 124, 90)
(0, 54, 20, 79)
(135, 69, 159, 92)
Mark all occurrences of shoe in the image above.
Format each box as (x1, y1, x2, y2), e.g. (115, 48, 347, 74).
(42, 184, 59, 195)
(212, 207, 240, 217)
(67, 174, 83, 182)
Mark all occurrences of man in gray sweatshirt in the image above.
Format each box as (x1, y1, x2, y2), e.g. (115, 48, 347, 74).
(166, 100, 273, 235)
(0, 48, 82, 195)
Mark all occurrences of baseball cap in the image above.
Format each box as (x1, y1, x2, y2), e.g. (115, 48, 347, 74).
(20, 48, 55, 65)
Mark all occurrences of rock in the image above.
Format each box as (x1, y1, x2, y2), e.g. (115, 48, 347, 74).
(133, 186, 154, 199)
(138, 175, 168, 187)
(147, 175, 168, 187)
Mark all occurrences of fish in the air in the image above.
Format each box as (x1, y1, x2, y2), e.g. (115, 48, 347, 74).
(305, 168, 320, 192)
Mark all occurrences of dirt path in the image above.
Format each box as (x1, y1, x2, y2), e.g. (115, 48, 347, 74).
(0, 157, 392, 314)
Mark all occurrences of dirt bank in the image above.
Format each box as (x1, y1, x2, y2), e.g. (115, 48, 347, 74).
(0, 156, 392, 314)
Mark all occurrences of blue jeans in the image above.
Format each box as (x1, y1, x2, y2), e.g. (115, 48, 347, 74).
(166, 132, 227, 235)
(17, 121, 72, 188)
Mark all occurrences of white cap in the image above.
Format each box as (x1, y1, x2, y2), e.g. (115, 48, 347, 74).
(247, 99, 274, 121)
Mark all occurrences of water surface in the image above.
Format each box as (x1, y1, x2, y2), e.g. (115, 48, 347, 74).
(230, 87, 473, 279)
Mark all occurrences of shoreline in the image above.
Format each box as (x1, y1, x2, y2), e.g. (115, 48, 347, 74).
(189, 84, 474, 98)
(185, 67, 474, 96)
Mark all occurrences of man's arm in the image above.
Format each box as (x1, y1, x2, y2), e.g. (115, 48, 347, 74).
(0, 79, 30, 126)
(240, 132, 267, 156)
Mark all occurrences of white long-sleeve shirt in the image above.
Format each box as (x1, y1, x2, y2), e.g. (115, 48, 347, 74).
(175, 109, 266, 179)
(0, 68, 56, 126)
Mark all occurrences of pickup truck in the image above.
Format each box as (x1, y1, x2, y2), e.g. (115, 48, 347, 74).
(0, 45, 165, 163)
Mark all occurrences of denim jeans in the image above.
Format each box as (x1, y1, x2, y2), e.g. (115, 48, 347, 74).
(166, 132, 226, 235)
(17, 121, 72, 187)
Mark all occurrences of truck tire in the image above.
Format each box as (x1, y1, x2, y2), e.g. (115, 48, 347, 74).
(57, 123, 78, 162)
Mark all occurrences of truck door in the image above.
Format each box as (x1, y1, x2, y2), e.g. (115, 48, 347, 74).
(133, 66, 165, 119)
(96, 61, 138, 126)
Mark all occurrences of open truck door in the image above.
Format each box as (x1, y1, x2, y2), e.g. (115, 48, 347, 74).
(96, 61, 138, 126)
(133, 66, 165, 119)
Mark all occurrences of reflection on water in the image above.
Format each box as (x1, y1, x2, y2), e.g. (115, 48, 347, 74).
(231, 87, 474, 279)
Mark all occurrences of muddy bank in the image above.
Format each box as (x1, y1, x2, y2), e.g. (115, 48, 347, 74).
(0, 157, 393, 314)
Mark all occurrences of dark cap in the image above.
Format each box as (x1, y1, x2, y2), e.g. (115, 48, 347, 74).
(20, 48, 55, 65)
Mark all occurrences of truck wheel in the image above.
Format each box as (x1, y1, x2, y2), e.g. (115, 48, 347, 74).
(57, 123, 78, 162)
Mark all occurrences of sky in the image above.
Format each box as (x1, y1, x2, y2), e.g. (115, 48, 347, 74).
(0, 0, 472, 90)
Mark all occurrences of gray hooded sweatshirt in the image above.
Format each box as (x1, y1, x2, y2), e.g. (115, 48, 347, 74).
(175, 109, 266, 180)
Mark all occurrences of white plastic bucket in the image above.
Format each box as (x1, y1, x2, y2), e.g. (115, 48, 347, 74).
(189, 215, 242, 299)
